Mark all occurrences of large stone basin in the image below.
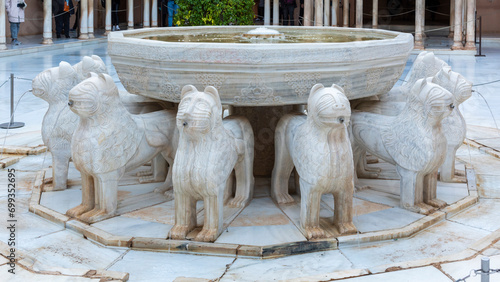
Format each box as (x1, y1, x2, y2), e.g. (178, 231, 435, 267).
(108, 26, 414, 105)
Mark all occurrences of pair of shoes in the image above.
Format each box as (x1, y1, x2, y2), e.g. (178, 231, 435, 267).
(12, 39, 21, 45)
(112, 25, 120, 31)
(112, 26, 116, 31)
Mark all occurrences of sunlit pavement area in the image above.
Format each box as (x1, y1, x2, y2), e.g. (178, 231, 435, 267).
(1, 35, 500, 281)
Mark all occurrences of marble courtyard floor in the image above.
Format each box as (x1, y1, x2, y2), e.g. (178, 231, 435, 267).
(1, 36, 500, 281)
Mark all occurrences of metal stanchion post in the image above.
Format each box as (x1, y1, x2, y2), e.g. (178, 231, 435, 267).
(0, 74, 25, 129)
(481, 257, 490, 282)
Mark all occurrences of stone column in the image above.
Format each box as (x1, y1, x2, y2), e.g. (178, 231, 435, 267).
(315, 0, 323, 26)
(79, 0, 89, 39)
(372, 0, 378, 28)
(152, 0, 158, 27)
(304, 0, 313, 26)
(144, 0, 150, 27)
(449, 0, 454, 37)
(42, 0, 53, 44)
(414, 0, 425, 49)
(464, 0, 475, 49)
(264, 0, 270, 25)
(332, 0, 338, 26)
(355, 0, 362, 27)
(0, 0, 6, 49)
(273, 0, 279, 25)
(343, 0, 349, 26)
(128, 0, 134, 29)
(451, 0, 463, 49)
(105, 0, 112, 34)
(324, 0, 330, 25)
(88, 0, 95, 38)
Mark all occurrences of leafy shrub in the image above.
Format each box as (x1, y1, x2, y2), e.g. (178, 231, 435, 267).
(175, 0, 255, 26)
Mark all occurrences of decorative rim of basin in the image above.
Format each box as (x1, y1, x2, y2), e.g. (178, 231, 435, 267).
(108, 26, 414, 105)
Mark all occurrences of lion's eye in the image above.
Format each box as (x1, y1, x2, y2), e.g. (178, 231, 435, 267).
(195, 101, 210, 111)
(449, 103, 455, 109)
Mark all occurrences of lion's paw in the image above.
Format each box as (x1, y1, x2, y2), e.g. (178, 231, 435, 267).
(136, 169, 153, 177)
(426, 198, 447, 209)
(407, 203, 435, 215)
(336, 222, 357, 235)
(228, 196, 249, 208)
(154, 183, 173, 194)
(195, 227, 218, 242)
(357, 169, 380, 179)
(170, 225, 191, 240)
(273, 192, 295, 204)
(66, 204, 92, 218)
(79, 209, 113, 223)
(304, 226, 325, 240)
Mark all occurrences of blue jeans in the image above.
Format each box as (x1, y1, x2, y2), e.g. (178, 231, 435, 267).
(9, 22, 20, 40)
(167, 0, 178, 27)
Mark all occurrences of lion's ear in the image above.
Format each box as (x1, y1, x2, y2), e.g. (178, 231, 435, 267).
(89, 72, 99, 79)
(181, 85, 197, 100)
(91, 55, 104, 64)
(204, 86, 222, 114)
(59, 61, 77, 79)
(331, 83, 345, 95)
(309, 83, 324, 98)
(81, 56, 95, 74)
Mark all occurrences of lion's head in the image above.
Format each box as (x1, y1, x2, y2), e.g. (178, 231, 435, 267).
(409, 78, 454, 122)
(32, 61, 78, 103)
(432, 66, 472, 106)
(73, 55, 108, 81)
(307, 83, 350, 128)
(177, 85, 222, 138)
(68, 73, 119, 118)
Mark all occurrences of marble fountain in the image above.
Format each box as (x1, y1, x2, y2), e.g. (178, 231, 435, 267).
(28, 26, 477, 258)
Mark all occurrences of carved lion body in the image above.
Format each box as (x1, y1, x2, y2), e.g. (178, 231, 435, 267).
(271, 84, 356, 239)
(351, 78, 455, 214)
(32, 57, 109, 191)
(66, 73, 178, 223)
(171, 85, 254, 242)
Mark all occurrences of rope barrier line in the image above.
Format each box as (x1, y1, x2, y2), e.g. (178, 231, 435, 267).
(0, 80, 10, 89)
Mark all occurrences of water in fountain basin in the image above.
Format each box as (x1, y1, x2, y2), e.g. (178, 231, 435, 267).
(143, 27, 395, 44)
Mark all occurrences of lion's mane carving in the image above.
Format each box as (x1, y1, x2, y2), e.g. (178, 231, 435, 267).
(351, 78, 455, 214)
(271, 84, 356, 239)
(170, 85, 254, 242)
(66, 73, 178, 223)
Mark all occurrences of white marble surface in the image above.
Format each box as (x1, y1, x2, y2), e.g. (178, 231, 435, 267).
(441, 255, 500, 282)
(340, 221, 489, 269)
(222, 250, 354, 281)
(341, 266, 452, 281)
(449, 199, 500, 232)
(215, 224, 306, 246)
(0, 265, 100, 282)
(108, 250, 233, 281)
(20, 230, 126, 270)
(354, 207, 425, 233)
(40, 188, 82, 214)
(92, 216, 172, 238)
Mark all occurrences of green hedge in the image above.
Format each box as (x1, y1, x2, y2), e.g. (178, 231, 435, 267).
(174, 0, 255, 26)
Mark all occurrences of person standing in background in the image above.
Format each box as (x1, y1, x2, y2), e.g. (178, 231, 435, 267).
(167, 0, 178, 27)
(5, 0, 26, 45)
(112, 0, 120, 31)
(281, 0, 296, 25)
(54, 0, 73, 38)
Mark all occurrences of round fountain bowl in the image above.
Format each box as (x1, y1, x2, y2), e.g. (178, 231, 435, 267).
(108, 26, 414, 105)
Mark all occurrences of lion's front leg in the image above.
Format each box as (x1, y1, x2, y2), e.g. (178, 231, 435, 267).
(51, 150, 71, 191)
(333, 179, 357, 235)
(196, 189, 224, 242)
(170, 192, 197, 240)
(229, 151, 254, 208)
(299, 179, 325, 240)
(79, 171, 119, 223)
(66, 172, 95, 217)
(424, 171, 447, 208)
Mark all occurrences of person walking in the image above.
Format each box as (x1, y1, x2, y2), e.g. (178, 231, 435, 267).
(5, 0, 26, 45)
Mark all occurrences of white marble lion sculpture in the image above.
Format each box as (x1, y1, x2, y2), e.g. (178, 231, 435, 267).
(355, 66, 472, 183)
(271, 83, 356, 239)
(351, 78, 455, 215)
(170, 85, 254, 242)
(32, 57, 108, 191)
(32, 61, 80, 191)
(66, 73, 178, 223)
